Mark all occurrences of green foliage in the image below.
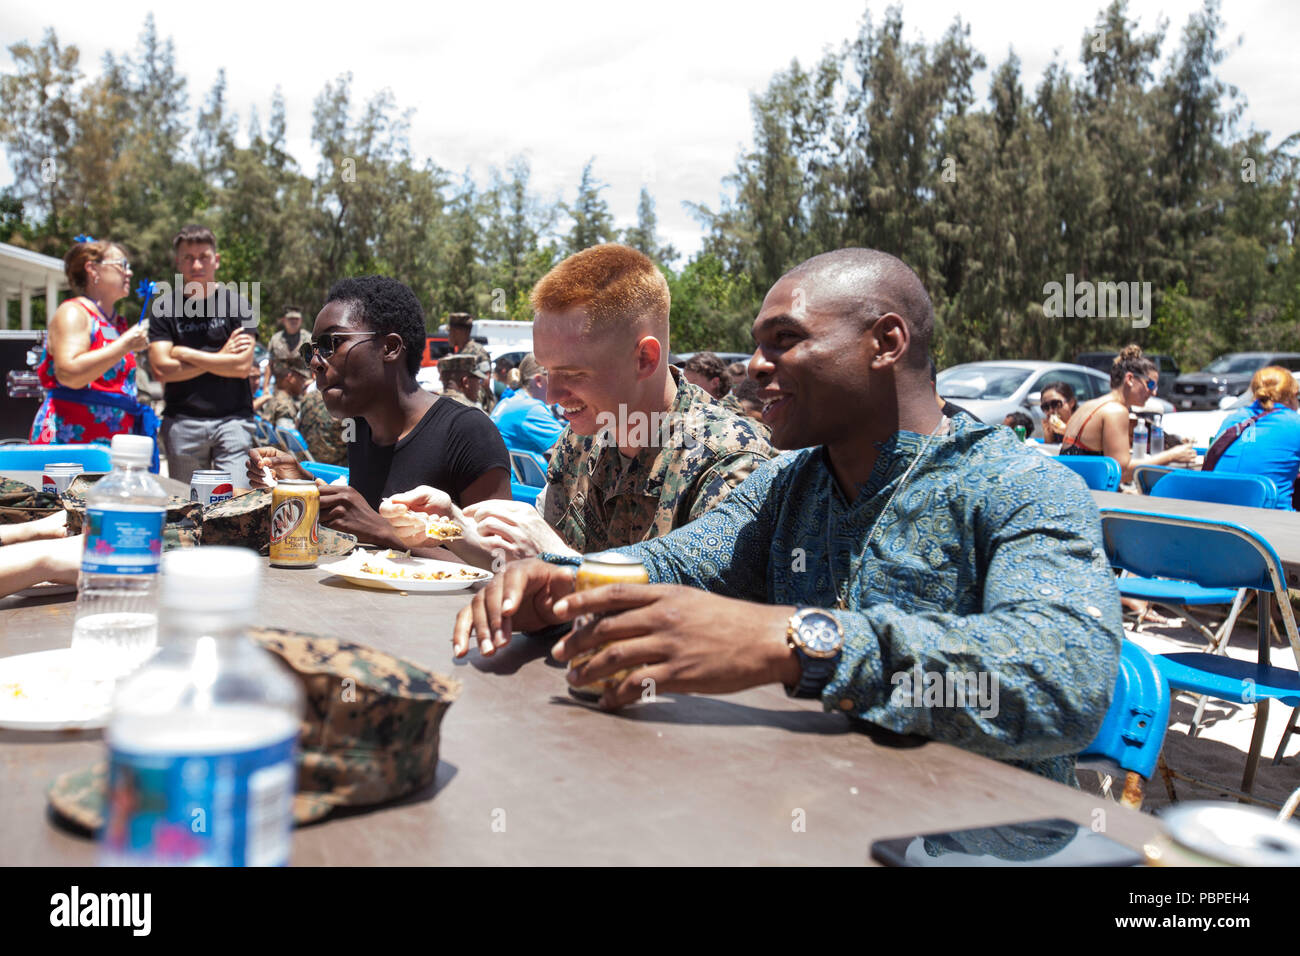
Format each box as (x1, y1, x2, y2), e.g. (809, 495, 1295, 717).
(2, 3, 1297, 374)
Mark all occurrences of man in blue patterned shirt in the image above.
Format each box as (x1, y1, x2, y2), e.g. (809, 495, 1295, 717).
(453, 249, 1122, 784)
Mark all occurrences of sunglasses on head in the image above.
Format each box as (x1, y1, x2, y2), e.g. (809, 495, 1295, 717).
(300, 332, 378, 363)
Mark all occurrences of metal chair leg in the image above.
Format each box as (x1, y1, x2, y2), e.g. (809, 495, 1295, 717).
(1241, 698, 1271, 801)
(1120, 771, 1145, 810)
(1275, 704, 1299, 764)
(1280, 787, 1300, 822)
(1158, 752, 1178, 802)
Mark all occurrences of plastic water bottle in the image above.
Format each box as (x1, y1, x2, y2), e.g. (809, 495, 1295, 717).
(1149, 416, 1165, 456)
(71, 434, 167, 679)
(1131, 417, 1149, 460)
(101, 547, 303, 867)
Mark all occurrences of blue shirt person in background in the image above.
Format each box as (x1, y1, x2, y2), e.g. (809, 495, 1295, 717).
(453, 248, 1121, 785)
(1209, 365, 1300, 509)
(491, 353, 564, 456)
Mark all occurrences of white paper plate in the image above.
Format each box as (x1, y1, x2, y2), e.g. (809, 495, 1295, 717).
(1161, 802, 1300, 866)
(320, 550, 493, 593)
(0, 648, 115, 730)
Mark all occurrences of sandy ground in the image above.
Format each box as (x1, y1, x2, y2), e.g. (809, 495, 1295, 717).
(1077, 605, 1300, 813)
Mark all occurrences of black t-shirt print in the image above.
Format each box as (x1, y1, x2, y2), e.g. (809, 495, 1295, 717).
(148, 287, 254, 419)
(348, 398, 510, 510)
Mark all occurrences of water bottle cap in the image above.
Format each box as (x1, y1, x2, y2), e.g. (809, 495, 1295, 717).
(161, 546, 262, 613)
(109, 434, 154, 466)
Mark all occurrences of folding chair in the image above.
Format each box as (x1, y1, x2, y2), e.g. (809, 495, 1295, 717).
(252, 416, 280, 448)
(1132, 464, 1174, 495)
(1100, 508, 1300, 806)
(1076, 640, 1171, 809)
(1132, 469, 1275, 665)
(1149, 470, 1277, 509)
(275, 425, 316, 462)
(1053, 455, 1120, 491)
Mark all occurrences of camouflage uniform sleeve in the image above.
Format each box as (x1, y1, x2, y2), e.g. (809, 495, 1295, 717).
(264, 393, 296, 425)
(684, 450, 771, 523)
(542, 430, 576, 528)
(298, 391, 348, 465)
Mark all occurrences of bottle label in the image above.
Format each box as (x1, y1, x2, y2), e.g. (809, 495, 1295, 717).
(82, 507, 165, 574)
(101, 735, 297, 866)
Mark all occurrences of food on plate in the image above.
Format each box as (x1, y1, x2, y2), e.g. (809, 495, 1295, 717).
(357, 560, 486, 581)
(422, 513, 463, 541)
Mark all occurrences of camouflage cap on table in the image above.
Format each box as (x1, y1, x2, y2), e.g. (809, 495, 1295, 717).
(47, 627, 462, 831)
(0, 476, 62, 525)
(59, 474, 203, 548)
(202, 488, 356, 556)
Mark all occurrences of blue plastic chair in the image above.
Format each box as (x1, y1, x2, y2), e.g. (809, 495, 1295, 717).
(0, 443, 113, 471)
(1054, 454, 1121, 491)
(301, 462, 348, 484)
(252, 416, 279, 447)
(276, 425, 315, 462)
(1132, 464, 1174, 495)
(1077, 640, 1172, 808)
(1100, 508, 1300, 804)
(509, 449, 547, 488)
(1150, 470, 1277, 509)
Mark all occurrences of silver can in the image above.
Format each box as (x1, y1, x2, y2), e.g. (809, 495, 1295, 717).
(42, 462, 84, 496)
(190, 470, 235, 506)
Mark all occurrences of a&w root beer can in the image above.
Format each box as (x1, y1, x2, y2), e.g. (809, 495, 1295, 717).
(269, 480, 319, 568)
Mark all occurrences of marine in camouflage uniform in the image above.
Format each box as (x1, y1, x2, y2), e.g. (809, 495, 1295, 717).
(267, 322, 311, 388)
(261, 389, 302, 427)
(543, 366, 775, 553)
(447, 312, 495, 413)
(297, 388, 348, 465)
(437, 354, 485, 411)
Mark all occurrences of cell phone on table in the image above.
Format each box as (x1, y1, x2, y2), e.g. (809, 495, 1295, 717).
(870, 817, 1144, 867)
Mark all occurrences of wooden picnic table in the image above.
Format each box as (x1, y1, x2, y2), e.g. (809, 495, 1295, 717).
(0, 468, 1168, 865)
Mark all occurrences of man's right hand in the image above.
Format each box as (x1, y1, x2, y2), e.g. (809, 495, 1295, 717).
(222, 329, 254, 354)
(452, 557, 577, 657)
(246, 447, 308, 487)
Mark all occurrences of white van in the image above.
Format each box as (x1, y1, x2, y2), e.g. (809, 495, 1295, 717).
(436, 318, 533, 361)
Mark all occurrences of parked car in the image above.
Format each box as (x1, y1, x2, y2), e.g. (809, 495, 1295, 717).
(1170, 351, 1300, 411)
(1073, 351, 1180, 402)
(1159, 393, 1254, 448)
(936, 361, 1114, 438)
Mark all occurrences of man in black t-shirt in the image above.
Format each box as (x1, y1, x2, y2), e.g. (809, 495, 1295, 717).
(246, 275, 511, 548)
(147, 224, 256, 484)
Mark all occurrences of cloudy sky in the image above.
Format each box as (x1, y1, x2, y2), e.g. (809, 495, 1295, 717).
(2, 0, 1296, 259)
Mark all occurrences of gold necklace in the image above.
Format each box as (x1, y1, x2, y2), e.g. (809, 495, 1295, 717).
(827, 415, 949, 610)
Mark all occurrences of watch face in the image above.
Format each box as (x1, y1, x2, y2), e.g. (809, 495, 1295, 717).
(799, 612, 842, 656)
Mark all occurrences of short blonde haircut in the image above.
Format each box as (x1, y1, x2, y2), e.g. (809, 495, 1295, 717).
(1251, 366, 1299, 407)
(530, 244, 669, 334)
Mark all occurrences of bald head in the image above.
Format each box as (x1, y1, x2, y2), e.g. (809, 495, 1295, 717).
(782, 249, 933, 368)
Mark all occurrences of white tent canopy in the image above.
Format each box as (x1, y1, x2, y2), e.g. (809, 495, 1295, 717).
(0, 242, 68, 330)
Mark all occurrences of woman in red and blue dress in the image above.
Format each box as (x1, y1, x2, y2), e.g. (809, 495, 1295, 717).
(29, 239, 151, 446)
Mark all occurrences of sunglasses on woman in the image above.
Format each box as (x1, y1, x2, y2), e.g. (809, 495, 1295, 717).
(1041, 399, 1065, 412)
(300, 332, 377, 363)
